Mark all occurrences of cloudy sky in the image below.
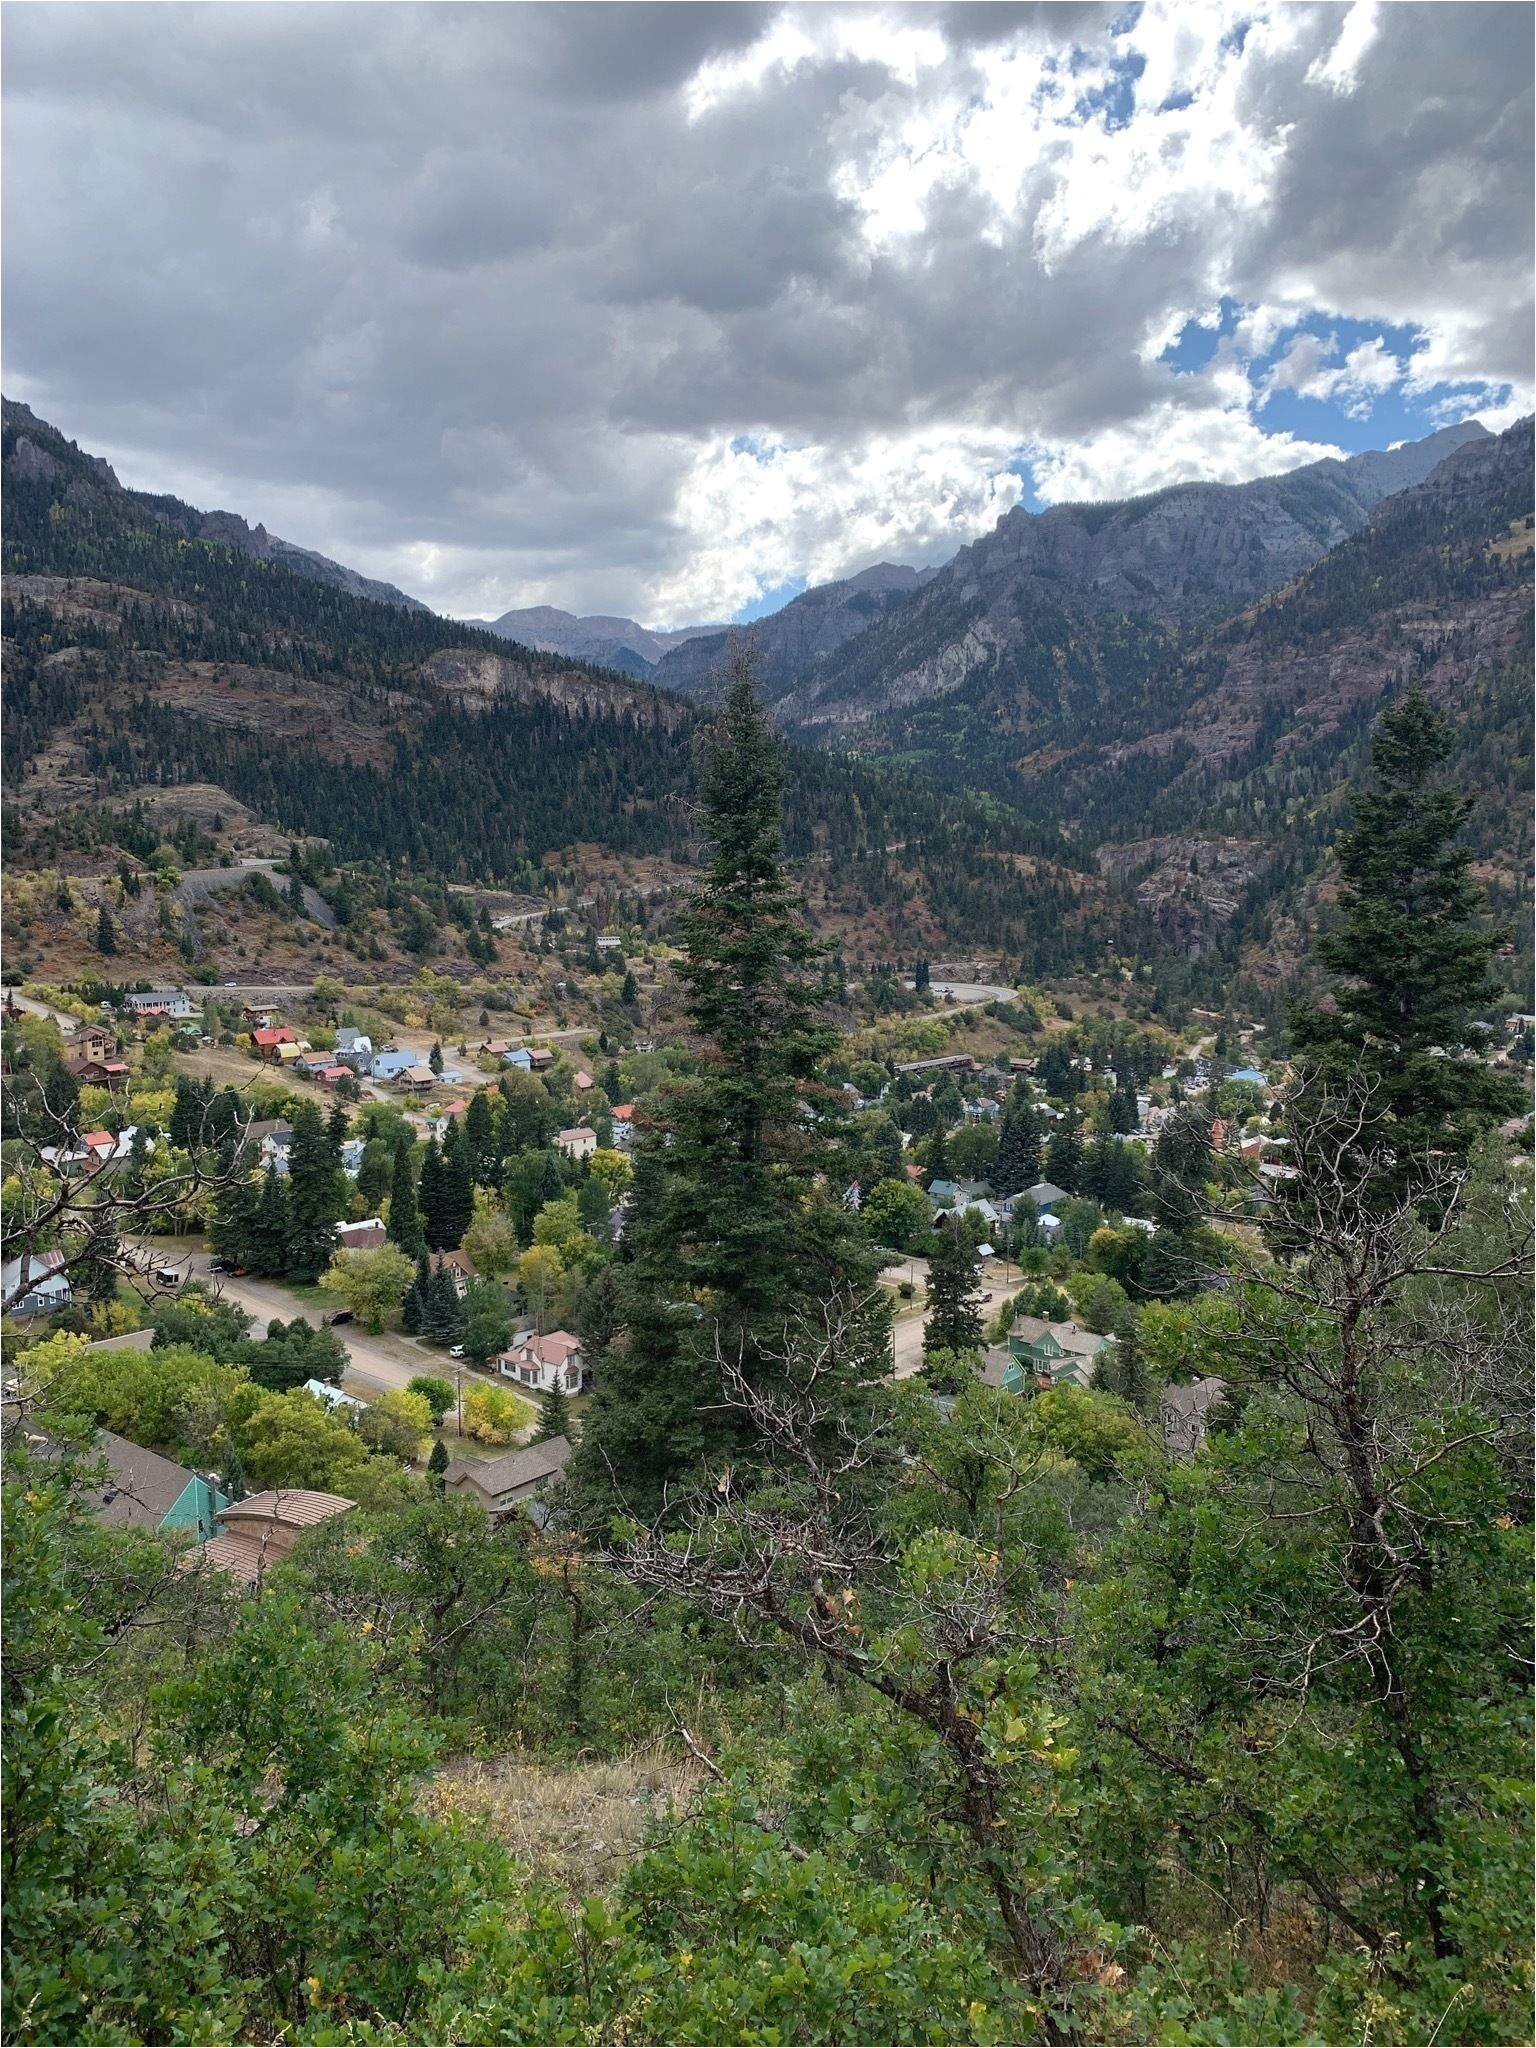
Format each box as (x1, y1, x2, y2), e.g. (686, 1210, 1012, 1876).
(3, 1, 1530, 626)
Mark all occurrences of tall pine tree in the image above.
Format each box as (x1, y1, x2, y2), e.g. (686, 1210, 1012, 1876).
(286, 1102, 346, 1282)
(387, 1134, 424, 1257)
(923, 1223, 985, 1360)
(572, 647, 888, 1519)
(1289, 685, 1523, 1171)
(994, 1081, 1043, 1194)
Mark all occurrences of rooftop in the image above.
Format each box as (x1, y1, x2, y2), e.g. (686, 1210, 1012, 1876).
(444, 1435, 572, 1498)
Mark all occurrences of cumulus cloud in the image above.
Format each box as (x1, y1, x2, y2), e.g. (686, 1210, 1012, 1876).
(1262, 331, 1405, 417)
(1, 0, 1529, 623)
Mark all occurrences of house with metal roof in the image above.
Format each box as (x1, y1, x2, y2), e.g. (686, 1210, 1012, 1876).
(90, 1432, 229, 1540)
(191, 1489, 354, 1585)
(1001, 1315, 1114, 1391)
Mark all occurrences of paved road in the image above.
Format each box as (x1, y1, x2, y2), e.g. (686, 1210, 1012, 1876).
(902, 980, 1019, 1005)
(7, 992, 87, 1033)
(880, 1253, 1019, 1381)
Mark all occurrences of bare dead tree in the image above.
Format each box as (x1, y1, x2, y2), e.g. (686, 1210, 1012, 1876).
(604, 1296, 1090, 2035)
(1, 1078, 261, 1318)
(1129, 1073, 1533, 1963)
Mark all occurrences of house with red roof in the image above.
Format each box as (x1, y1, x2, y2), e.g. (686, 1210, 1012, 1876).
(251, 1026, 298, 1061)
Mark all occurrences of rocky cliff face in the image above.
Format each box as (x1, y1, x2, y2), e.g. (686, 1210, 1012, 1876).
(1096, 837, 1278, 956)
(422, 646, 687, 726)
(789, 421, 1490, 725)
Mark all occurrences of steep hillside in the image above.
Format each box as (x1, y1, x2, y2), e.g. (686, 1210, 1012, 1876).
(1058, 418, 1535, 976)
(2, 403, 1127, 978)
(3, 400, 429, 613)
(760, 420, 1489, 732)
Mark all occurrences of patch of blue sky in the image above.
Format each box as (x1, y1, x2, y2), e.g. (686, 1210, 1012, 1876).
(1252, 312, 1500, 446)
(1072, 47, 1146, 129)
(733, 576, 806, 624)
(1159, 296, 1245, 374)
(1262, 382, 1503, 453)
(1010, 459, 1049, 516)
(728, 432, 779, 463)
(1160, 304, 1500, 446)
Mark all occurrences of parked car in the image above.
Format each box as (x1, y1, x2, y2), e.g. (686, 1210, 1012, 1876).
(153, 1267, 182, 1290)
(448, 1344, 465, 1359)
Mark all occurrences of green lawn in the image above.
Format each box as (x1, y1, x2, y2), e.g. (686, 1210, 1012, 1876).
(276, 1279, 345, 1311)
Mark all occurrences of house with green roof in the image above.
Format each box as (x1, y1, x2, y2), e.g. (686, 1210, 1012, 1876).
(91, 1432, 229, 1540)
(1003, 1315, 1114, 1391)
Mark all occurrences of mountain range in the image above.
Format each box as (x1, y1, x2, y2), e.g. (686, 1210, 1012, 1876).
(652, 419, 1490, 718)
(3, 394, 1529, 1002)
(2, 401, 430, 615)
(474, 604, 726, 678)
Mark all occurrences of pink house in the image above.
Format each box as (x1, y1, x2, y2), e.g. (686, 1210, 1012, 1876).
(496, 1329, 587, 1394)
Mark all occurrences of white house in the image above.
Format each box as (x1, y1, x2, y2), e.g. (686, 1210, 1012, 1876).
(556, 1125, 597, 1160)
(2, 1250, 72, 1319)
(305, 1379, 366, 1415)
(496, 1329, 587, 1394)
(125, 989, 195, 1020)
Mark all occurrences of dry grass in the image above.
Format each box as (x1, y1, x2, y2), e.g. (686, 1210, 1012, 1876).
(424, 1743, 703, 1894)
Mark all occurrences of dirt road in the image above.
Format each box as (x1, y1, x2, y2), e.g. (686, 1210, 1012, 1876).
(132, 1242, 458, 1398)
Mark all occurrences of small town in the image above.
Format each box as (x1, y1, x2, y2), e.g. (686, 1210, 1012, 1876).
(2, 5, 1532, 2044)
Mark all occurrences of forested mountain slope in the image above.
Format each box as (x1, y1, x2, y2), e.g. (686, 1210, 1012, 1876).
(1059, 417, 1535, 978)
(2, 402, 1130, 972)
(3, 400, 430, 612)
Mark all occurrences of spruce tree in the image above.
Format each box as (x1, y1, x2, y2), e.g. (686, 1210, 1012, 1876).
(286, 1102, 346, 1282)
(924, 1224, 985, 1361)
(1289, 685, 1523, 1170)
(994, 1081, 1042, 1194)
(427, 1437, 450, 1492)
(419, 1137, 450, 1251)
(537, 1151, 565, 1207)
(439, 1119, 476, 1247)
(464, 1089, 495, 1175)
(387, 1134, 424, 1257)
(533, 1383, 573, 1444)
(572, 647, 888, 1518)
(429, 1039, 444, 1077)
(248, 1165, 293, 1276)
(209, 1156, 259, 1267)
(95, 905, 117, 956)
(1043, 1109, 1084, 1195)
(423, 1266, 463, 1346)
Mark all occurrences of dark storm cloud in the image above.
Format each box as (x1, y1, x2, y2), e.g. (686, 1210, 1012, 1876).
(1, 0, 1530, 621)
